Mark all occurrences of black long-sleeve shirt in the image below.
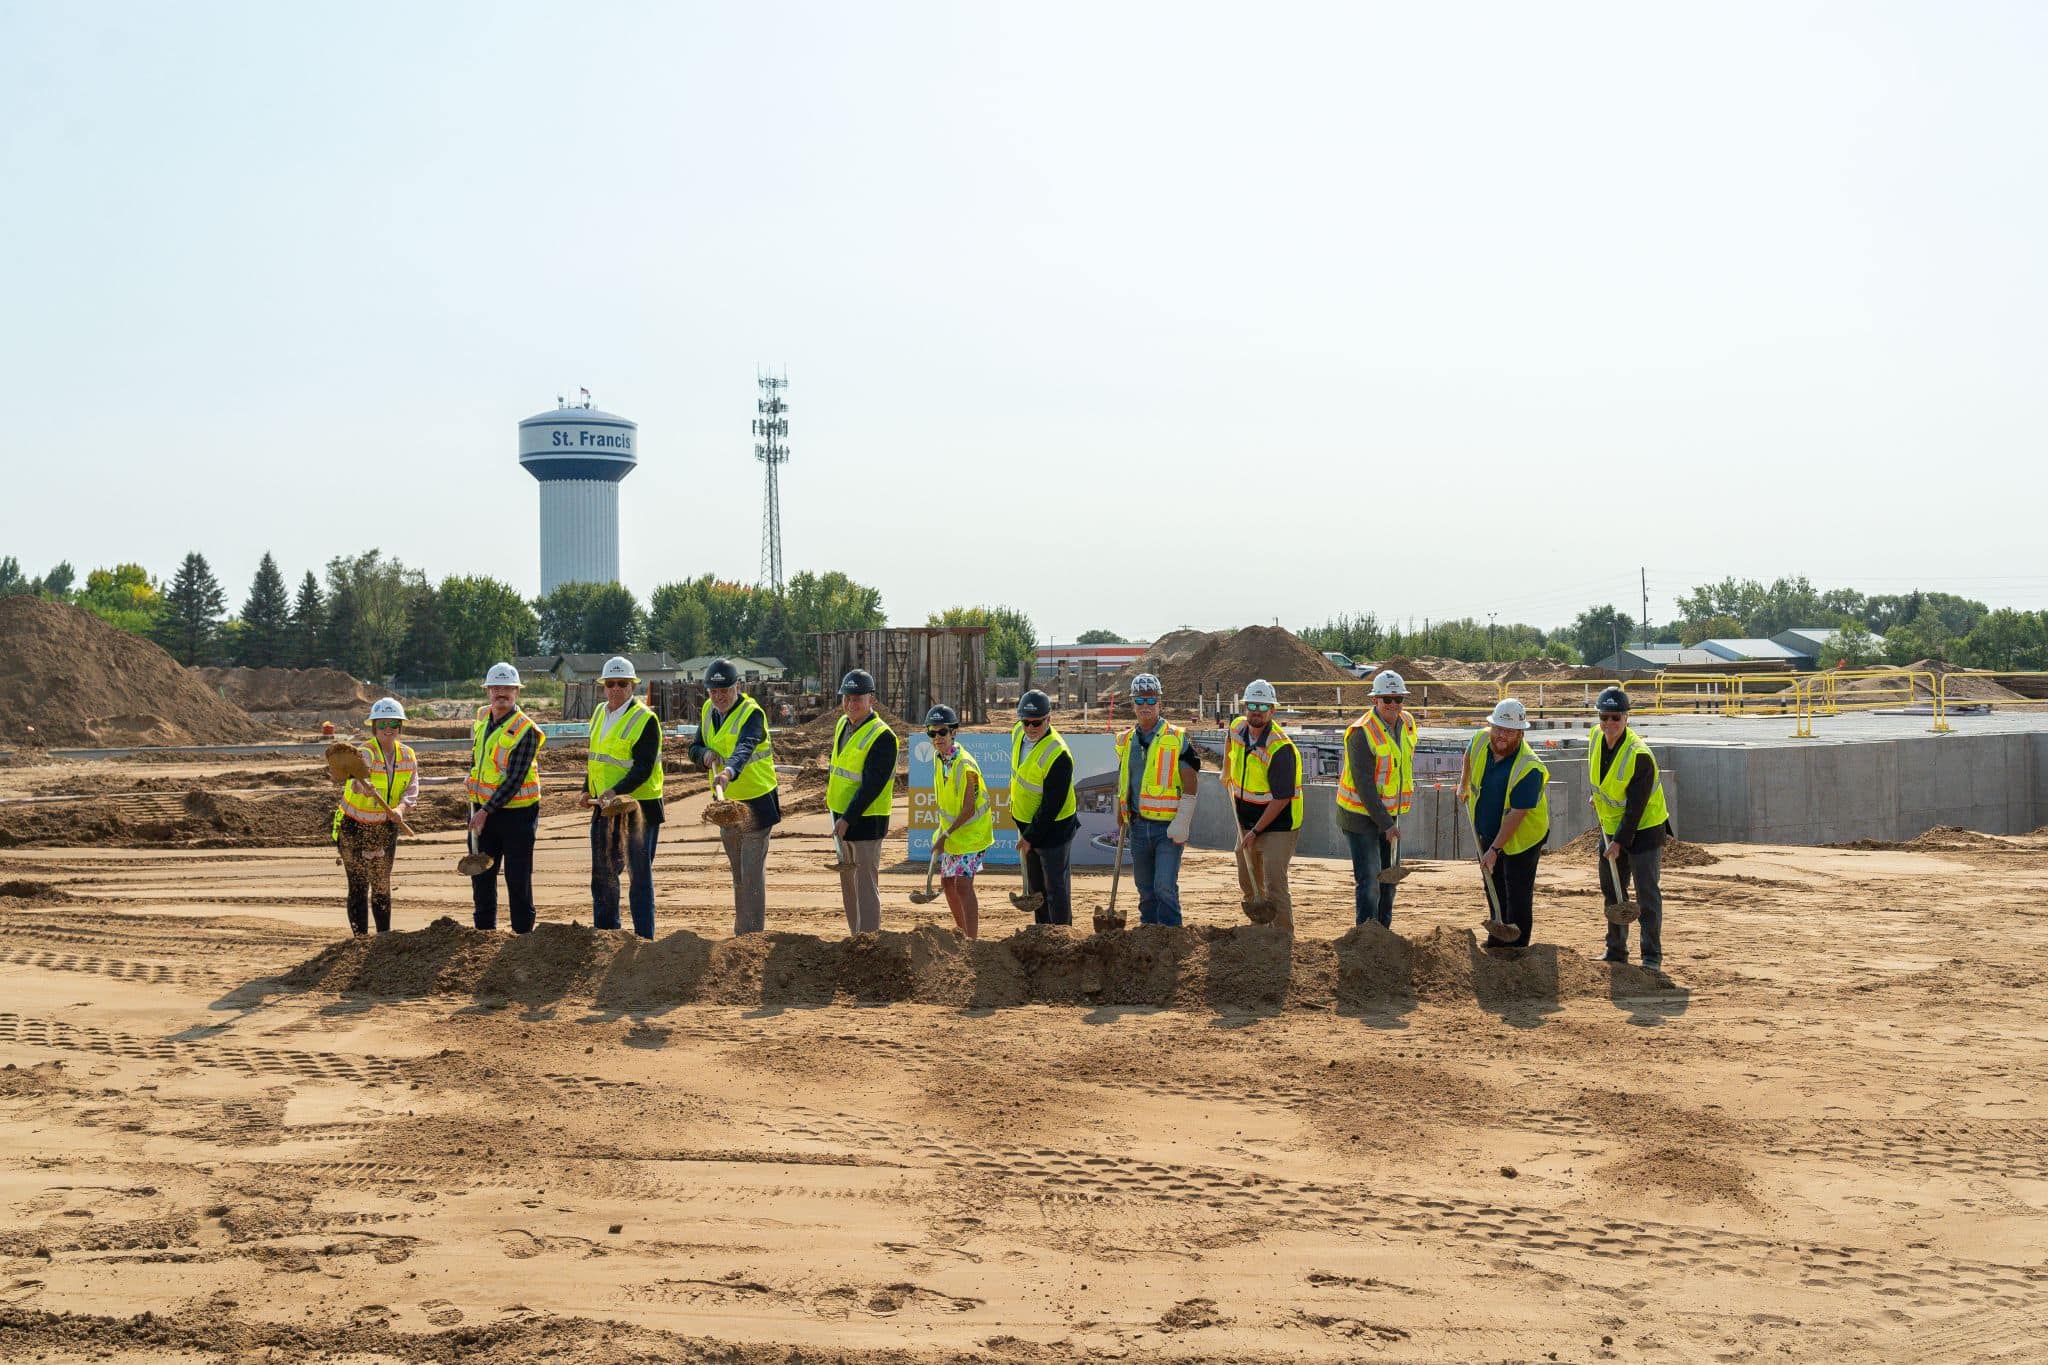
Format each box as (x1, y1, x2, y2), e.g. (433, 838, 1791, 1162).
(592, 712, 666, 826)
(475, 712, 541, 816)
(1232, 726, 1299, 833)
(1020, 751, 1079, 848)
(831, 721, 898, 843)
(690, 705, 780, 830)
(1597, 734, 1669, 853)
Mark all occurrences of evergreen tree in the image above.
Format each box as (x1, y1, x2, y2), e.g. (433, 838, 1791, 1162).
(236, 552, 293, 668)
(152, 552, 227, 666)
(398, 583, 451, 683)
(289, 572, 327, 667)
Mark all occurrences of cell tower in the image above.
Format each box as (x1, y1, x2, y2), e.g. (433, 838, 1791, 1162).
(752, 372, 790, 592)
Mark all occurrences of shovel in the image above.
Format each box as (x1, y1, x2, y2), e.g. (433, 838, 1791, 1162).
(1009, 844, 1045, 914)
(323, 742, 415, 837)
(824, 830, 853, 872)
(1470, 805, 1520, 944)
(1093, 820, 1128, 934)
(1376, 816, 1410, 885)
(456, 822, 494, 878)
(1597, 830, 1641, 925)
(907, 836, 942, 904)
(1239, 834, 1278, 925)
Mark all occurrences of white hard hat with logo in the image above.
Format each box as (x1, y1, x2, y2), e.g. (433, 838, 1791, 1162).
(484, 662, 521, 688)
(1486, 698, 1529, 730)
(601, 655, 637, 682)
(1243, 678, 1278, 707)
(368, 697, 407, 723)
(1370, 669, 1409, 697)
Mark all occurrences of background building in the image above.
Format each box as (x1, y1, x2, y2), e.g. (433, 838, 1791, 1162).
(519, 396, 638, 595)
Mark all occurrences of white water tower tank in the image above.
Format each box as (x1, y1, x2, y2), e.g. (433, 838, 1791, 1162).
(518, 398, 638, 595)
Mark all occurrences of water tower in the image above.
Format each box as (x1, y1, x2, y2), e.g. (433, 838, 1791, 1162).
(518, 394, 638, 595)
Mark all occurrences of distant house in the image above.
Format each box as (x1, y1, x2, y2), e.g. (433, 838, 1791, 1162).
(512, 654, 563, 681)
(675, 654, 787, 682)
(551, 652, 685, 684)
(1698, 638, 1806, 666)
(1771, 627, 1884, 669)
(1592, 645, 1722, 671)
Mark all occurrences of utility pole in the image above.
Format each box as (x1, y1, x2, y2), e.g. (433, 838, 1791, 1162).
(1611, 614, 1622, 673)
(1640, 567, 1650, 647)
(1488, 612, 1497, 662)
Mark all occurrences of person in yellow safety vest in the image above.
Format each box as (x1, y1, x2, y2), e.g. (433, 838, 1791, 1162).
(925, 704, 993, 939)
(689, 657, 782, 935)
(467, 661, 546, 934)
(1011, 688, 1079, 926)
(1226, 678, 1305, 931)
(1335, 669, 1418, 928)
(1457, 698, 1550, 951)
(1590, 686, 1672, 973)
(1113, 673, 1200, 926)
(581, 655, 665, 939)
(333, 697, 419, 936)
(827, 669, 898, 934)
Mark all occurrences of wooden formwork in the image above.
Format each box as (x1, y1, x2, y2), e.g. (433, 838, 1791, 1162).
(811, 627, 990, 724)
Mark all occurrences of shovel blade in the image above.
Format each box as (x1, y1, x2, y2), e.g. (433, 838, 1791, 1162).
(907, 891, 939, 904)
(1604, 899, 1641, 926)
(456, 853, 493, 877)
(1376, 865, 1412, 885)
(1483, 918, 1522, 943)
(1010, 892, 1045, 913)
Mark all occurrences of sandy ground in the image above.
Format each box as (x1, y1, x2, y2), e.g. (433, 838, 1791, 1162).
(0, 756, 2044, 1362)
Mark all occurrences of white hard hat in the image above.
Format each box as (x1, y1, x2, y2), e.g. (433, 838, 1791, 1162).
(1371, 669, 1409, 697)
(1244, 678, 1278, 707)
(600, 655, 637, 682)
(484, 662, 521, 688)
(368, 697, 406, 723)
(1487, 698, 1529, 730)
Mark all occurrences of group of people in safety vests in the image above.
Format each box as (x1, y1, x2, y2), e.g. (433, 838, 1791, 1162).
(332, 658, 1670, 971)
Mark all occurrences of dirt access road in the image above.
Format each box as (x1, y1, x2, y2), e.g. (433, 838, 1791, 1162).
(0, 760, 2043, 1362)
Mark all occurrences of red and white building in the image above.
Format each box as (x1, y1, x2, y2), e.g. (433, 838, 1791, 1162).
(1034, 641, 1150, 673)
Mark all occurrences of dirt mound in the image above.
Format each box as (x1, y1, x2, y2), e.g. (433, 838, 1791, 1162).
(0, 598, 271, 749)
(776, 705, 912, 767)
(280, 919, 1675, 1012)
(0, 879, 71, 904)
(1105, 625, 1350, 702)
(1555, 829, 1720, 867)
(196, 667, 378, 712)
(0, 783, 471, 849)
(1835, 661, 2026, 704)
(1828, 825, 2016, 853)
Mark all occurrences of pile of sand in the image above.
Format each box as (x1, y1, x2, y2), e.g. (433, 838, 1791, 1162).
(0, 784, 472, 849)
(280, 917, 1673, 1012)
(1104, 625, 1350, 701)
(1834, 661, 2026, 704)
(0, 598, 271, 749)
(196, 666, 377, 712)
(1554, 828, 1720, 867)
(774, 705, 911, 766)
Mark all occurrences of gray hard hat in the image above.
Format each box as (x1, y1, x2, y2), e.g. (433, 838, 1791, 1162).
(705, 658, 740, 688)
(1016, 689, 1052, 720)
(840, 669, 876, 696)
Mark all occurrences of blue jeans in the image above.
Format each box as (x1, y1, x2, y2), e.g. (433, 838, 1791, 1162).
(590, 810, 660, 940)
(1343, 825, 1396, 927)
(1127, 818, 1183, 926)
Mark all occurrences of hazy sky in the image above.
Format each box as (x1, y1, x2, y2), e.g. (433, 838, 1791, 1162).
(4, 2, 2044, 643)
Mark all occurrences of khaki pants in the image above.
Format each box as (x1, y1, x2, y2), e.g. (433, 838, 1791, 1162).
(1235, 827, 1298, 929)
(838, 837, 884, 934)
(721, 827, 772, 935)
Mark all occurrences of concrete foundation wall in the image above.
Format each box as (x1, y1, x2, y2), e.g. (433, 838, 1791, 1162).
(1190, 729, 2042, 852)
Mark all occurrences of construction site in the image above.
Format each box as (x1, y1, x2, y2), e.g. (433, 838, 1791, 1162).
(0, 593, 2044, 1362)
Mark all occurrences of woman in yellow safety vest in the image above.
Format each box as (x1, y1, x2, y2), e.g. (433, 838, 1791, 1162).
(925, 704, 993, 938)
(333, 697, 419, 936)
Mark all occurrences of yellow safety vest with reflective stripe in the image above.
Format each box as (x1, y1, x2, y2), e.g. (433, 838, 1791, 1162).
(1591, 727, 1668, 837)
(586, 699, 663, 803)
(1009, 723, 1077, 825)
(1114, 722, 1188, 823)
(933, 746, 995, 855)
(1336, 709, 1417, 817)
(340, 735, 416, 826)
(1225, 717, 1305, 827)
(700, 693, 777, 802)
(828, 713, 893, 819)
(1463, 731, 1550, 855)
(468, 707, 545, 808)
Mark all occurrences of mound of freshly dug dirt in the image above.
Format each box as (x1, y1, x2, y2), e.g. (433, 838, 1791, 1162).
(1555, 829, 1721, 867)
(195, 667, 378, 712)
(0, 879, 71, 904)
(0, 783, 472, 849)
(0, 597, 270, 748)
(1828, 824, 2016, 853)
(279, 918, 1674, 1012)
(1105, 625, 1350, 702)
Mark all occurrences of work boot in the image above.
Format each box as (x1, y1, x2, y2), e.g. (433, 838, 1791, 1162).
(1599, 952, 1627, 964)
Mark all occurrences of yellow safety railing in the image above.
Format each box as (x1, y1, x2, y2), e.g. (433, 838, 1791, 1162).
(1931, 670, 2048, 735)
(1790, 669, 1939, 737)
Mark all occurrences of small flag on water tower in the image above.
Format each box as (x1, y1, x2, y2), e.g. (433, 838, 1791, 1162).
(579, 387, 591, 399)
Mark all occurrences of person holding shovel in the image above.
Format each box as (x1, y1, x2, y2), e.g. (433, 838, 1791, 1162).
(580, 656, 664, 940)
(332, 697, 419, 936)
(1456, 698, 1550, 951)
(467, 661, 547, 934)
(828, 669, 897, 934)
(1227, 679, 1304, 932)
(924, 705, 992, 938)
(690, 657, 781, 936)
(1590, 686, 1670, 971)
(1335, 669, 1418, 928)
(1011, 689, 1078, 926)
(1113, 673, 1199, 926)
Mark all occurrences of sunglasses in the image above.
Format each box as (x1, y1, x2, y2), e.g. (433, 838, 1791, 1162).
(603, 679, 633, 688)
(1599, 712, 1626, 721)
(1021, 717, 1048, 727)
(926, 727, 954, 739)
(1133, 696, 1161, 706)
(1244, 703, 1273, 714)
